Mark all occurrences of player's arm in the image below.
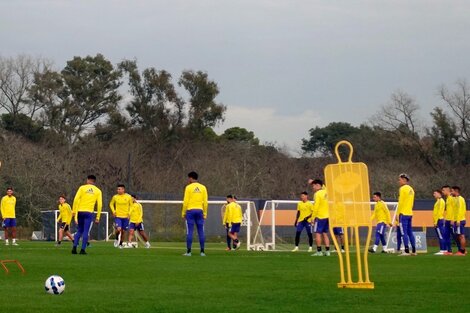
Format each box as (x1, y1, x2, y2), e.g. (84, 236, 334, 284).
(95, 189, 103, 223)
(72, 188, 82, 223)
(384, 204, 392, 226)
(0, 197, 4, 220)
(222, 204, 229, 226)
(370, 204, 376, 222)
(109, 196, 116, 216)
(137, 203, 143, 225)
(311, 193, 319, 221)
(202, 186, 208, 219)
(294, 204, 300, 227)
(182, 186, 189, 218)
(56, 208, 62, 223)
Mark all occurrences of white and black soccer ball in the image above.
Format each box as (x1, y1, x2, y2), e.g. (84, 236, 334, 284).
(45, 275, 65, 295)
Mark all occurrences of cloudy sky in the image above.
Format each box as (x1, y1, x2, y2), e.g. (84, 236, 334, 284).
(1, 0, 470, 153)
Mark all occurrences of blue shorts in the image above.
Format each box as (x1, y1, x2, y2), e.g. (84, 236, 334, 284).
(333, 227, 344, 235)
(2, 218, 16, 228)
(230, 223, 241, 233)
(129, 222, 144, 231)
(313, 218, 329, 233)
(115, 217, 129, 230)
(296, 220, 312, 232)
(60, 223, 70, 231)
(454, 221, 466, 235)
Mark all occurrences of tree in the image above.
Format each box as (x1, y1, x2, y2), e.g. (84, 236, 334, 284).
(439, 79, 470, 142)
(301, 122, 359, 156)
(119, 60, 184, 141)
(221, 127, 259, 145)
(428, 107, 458, 164)
(31, 54, 122, 144)
(178, 71, 226, 134)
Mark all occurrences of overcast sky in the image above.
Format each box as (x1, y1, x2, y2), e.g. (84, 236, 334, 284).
(1, 0, 470, 153)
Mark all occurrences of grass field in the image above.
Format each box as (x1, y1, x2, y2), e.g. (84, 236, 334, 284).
(1, 241, 469, 313)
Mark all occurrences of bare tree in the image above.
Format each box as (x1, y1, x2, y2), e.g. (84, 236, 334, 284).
(439, 79, 470, 142)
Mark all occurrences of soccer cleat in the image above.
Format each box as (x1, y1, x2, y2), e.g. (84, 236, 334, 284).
(410, 252, 417, 256)
(183, 252, 192, 256)
(308, 247, 313, 252)
(331, 249, 338, 253)
(444, 251, 453, 256)
(311, 251, 323, 256)
(236, 240, 242, 250)
(5, 241, 9, 246)
(434, 251, 445, 255)
(71, 247, 77, 254)
(381, 250, 387, 254)
(324, 251, 331, 256)
(200, 252, 206, 257)
(145, 242, 151, 249)
(79, 249, 87, 255)
(368, 248, 375, 253)
(225, 247, 232, 251)
(291, 247, 299, 252)
(114, 240, 119, 248)
(341, 249, 345, 253)
(398, 252, 410, 256)
(12, 242, 18, 246)
(455, 251, 466, 256)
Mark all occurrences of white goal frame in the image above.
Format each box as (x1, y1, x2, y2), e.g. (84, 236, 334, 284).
(138, 200, 257, 250)
(255, 200, 399, 251)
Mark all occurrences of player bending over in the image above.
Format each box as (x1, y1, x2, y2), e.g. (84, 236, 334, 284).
(369, 192, 392, 253)
(56, 195, 73, 246)
(452, 186, 467, 256)
(292, 191, 314, 252)
(127, 195, 150, 249)
(1, 187, 18, 246)
(72, 175, 102, 255)
(395, 173, 416, 256)
(441, 185, 459, 254)
(432, 190, 446, 255)
(310, 179, 331, 256)
(110, 184, 133, 248)
(223, 195, 243, 250)
(182, 171, 208, 256)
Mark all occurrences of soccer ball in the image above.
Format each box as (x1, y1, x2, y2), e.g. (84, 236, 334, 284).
(45, 275, 65, 295)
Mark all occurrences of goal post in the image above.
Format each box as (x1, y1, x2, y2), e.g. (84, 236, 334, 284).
(138, 200, 263, 250)
(251, 200, 399, 251)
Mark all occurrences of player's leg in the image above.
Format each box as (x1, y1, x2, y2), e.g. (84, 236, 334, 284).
(80, 212, 93, 253)
(128, 227, 135, 243)
(407, 217, 416, 254)
(379, 224, 387, 250)
(185, 211, 195, 255)
(195, 211, 205, 255)
(3, 221, 8, 245)
(57, 223, 65, 245)
(72, 213, 85, 254)
(293, 221, 304, 251)
(230, 223, 241, 249)
(370, 223, 381, 253)
(121, 218, 129, 246)
(444, 221, 452, 253)
(114, 218, 122, 247)
(64, 224, 74, 241)
(453, 223, 462, 251)
(225, 224, 232, 250)
(434, 220, 445, 254)
(396, 221, 403, 253)
(322, 232, 330, 256)
(312, 219, 324, 256)
(399, 215, 410, 254)
(306, 223, 313, 252)
(455, 222, 466, 255)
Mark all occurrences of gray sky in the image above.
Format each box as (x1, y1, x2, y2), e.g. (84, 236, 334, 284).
(1, 0, 470, 153)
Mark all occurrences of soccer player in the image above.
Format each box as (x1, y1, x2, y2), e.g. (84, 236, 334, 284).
(332, 227, 345, 253)
(292, 191, 314, 252)
(395, 173, 416, 256)
(182, 171, 208, 256)
(442, 185, 459, 254)
(223, 195, 243, 250)
(310, 179, 331, 256)
(452, 186, 467, 256)
(109, 184, 133, 248)
(369, 192, 392, 253)
(127, 195, 151, 249)
(432, 189, 446, 255)
(72, 175, 103, 255)
(1, 187, 18, 246)
(56, 195, 73, 246)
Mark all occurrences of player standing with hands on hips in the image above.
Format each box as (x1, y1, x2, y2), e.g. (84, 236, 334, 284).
(182, 171, 208, 257)
(1, 187, 18, 246)
(395, 173, 416, 256)
(72, 175, 103, 255)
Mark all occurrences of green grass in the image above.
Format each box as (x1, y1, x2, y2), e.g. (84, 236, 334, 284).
(1, 241, 469, 313)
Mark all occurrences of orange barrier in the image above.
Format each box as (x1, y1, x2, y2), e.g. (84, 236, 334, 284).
(1, 260, 26, 274)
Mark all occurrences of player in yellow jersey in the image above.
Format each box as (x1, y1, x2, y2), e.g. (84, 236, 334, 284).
(72, 175, 103, 255)
(56, 195, 74, 246)
(127, 195, 151, 249)
(432, 190, 446, 255)
(292, 191, 314, 252)
(369, 192, 392, 253)
(451, 186, 467, 256)
(396, 173, 416, 256)
(1, 187, 18, 246)
(441, 185, 459, 254)
(109, 184, 133, 248)
(182, 171, 208, 256)
(222, 195, 243, 250)
(309, 179, 331, 257)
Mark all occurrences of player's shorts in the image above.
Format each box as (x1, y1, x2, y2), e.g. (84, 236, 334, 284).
(129, 222, 144, 231)
(296, 220, 312, 233)
(60, 223, 70, 231)
(313, 218, 329, 233)
(454, 221, 466, 235)
(333, 227, 344, 235)
(115, 217, 129, 230)
(2, 218, 16, 228)
(229, 223, 241, 233)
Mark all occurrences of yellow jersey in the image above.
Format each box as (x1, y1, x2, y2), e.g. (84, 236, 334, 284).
(72, 184, 103, 222)
(454, 195, 467, 222)
(0, 195, 16, 219)
(432, 198, 445, 225)
(297, 201, 314, 223)
(57, 203, 73, 225)
(445, 196, 456, 222)
(182, 182, 208, 218)
(313, 189, 329, 219)
(109, 193, 133, 218)
(129, 202, 143, 224)
(223, 202, 243, 225)
(397, 184, 414, 216)
(371, 200, 392, 224)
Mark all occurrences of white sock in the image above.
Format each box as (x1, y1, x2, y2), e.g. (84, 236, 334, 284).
(372, 244, 378, 251)
(12, 238, 16, 243)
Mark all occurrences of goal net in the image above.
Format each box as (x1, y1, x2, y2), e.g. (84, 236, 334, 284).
(40, 210, 109, 242)
(138, 200, 263, 250)
(251, 200, 398, 251)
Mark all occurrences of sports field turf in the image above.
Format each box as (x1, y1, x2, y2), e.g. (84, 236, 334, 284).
(1, 242, 469, 313)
